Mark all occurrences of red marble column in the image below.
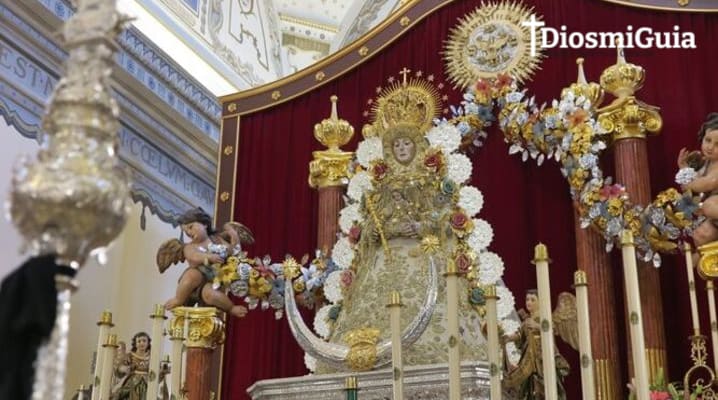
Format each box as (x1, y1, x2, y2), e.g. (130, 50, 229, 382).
(614, 137, 667, 381)
(574, 207, 623, 399)
(317, 186, 344, 254)
(185, 347, 214, 400)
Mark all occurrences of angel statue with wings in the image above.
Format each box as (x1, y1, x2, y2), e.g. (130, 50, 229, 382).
(157, 207, 254, 318)
(502, 289, 578, 400)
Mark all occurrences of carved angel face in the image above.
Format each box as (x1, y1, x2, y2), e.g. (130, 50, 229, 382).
(392, 137, 416, 164)
(182, 221, 208, 242)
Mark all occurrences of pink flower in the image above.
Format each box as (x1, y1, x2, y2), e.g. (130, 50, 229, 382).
(599, 184, 625, 200)
(650, 391, 670, 400)
(340, 270, 355, 288)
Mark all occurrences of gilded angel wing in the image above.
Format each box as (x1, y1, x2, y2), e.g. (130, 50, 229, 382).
(552, 292, 579, 351)
(224, 221, 255, 245)
(156, 238, 185, 273)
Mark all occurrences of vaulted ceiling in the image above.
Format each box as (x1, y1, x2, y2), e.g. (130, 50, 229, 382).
(119, 0, 406, 96)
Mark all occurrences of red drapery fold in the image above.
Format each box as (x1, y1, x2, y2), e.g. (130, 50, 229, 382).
(223, 1, 718, 398)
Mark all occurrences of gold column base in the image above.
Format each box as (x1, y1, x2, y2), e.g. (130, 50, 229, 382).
(595, 359, 620, 400)
(646, 347, 668, 383)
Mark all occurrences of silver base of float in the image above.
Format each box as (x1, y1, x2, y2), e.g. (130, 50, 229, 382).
(248, 361, 514, 399)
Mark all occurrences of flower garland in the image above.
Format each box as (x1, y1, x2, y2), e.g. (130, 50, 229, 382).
(447, 74, 701, 266)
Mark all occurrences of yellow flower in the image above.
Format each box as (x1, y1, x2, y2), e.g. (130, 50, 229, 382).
(293, 278, 306, 293)
(421, 235, 441, 254)
(654, 188, 680, 207)
(282, 257, 301, 280)
(607, 198, 624, 216)
(249, 269, 259, 279)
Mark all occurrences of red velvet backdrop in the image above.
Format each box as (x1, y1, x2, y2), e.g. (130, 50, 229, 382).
(222, 1, 718, 398)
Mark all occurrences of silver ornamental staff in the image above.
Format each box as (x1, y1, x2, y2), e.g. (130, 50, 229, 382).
(485, 285, 502, 399)
(574, 271, 595, 400)
(533, 244, 557, 400)
(387, 291, 404, 400)
(91, 311, 113, 400)
(621, 231, 650, 400)
(147, 304, 166, 400)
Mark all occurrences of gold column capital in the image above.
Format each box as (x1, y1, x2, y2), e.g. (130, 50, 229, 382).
(309, 96, 355, 188)
(698, 241, 718, 280)
(170, 307, 224, 349)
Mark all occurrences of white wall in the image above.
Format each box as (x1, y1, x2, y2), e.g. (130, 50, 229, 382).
(0, 118, 184, 398)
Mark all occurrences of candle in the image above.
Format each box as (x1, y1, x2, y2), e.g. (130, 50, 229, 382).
(445, 262, 461, 400)
(574, 270, 595, 400)
(707, 281, 718, 372)
(485, 285, 502, 400)
(533, 243, 558, 400)
(147, 304, 166, 400)
(170, 326, 184, 399)
(684, 243, 702, 335)
(98, 334, 118, 400)
(91, 310, 113, 400)
(77, 385, 86, 400)
(387, 291, 404, 400)
(621, 231, 650, 400)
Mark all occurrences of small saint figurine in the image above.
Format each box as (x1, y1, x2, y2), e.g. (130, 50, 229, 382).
(111, 332, 169, 400)
(156, 207, 254, 318)
(502, 289, 578, 400)
(675, 112, 718, 247)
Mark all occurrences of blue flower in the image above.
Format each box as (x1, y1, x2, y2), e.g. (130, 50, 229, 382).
(477, 105, 494, 122)
(441, 178, 457, 195)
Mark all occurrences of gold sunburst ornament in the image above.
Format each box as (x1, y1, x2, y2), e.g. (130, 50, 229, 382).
(443, 1, 544, 89)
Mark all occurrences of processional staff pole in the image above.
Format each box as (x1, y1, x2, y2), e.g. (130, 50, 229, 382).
(387, 291, 404, 400)
(574, 271, 595, 400)
(445, 262, 462, 400)
(147, 304, 167, 400)
(532, 244, 558, 400)
(598, 47, 665, 381)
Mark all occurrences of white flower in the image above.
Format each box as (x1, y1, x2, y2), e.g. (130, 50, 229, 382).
(304, 353, 317, 373)
(347, 171, 372, 201)
(468, 219, 494, 252)
(500, 318, 520, 335)
(478, 251, 504, 285)
(496, 285, 515, 319)
(447, 153, 472, 183)
(338, 203, 362, 234)
(313, 305, 333, 338)
(426, 123, 461, 154)
(356, 137, 383, 168)
(506, 91, 523, 103)
(324, 271, 344, 303)
(458, 186, 484, 216)
(331, 237, 354, 270)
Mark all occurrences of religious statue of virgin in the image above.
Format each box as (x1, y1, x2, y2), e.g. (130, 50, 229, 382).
(286, 73, 518, 373)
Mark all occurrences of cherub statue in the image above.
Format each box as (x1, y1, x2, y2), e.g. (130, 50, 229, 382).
(676, 112, 718, 247)
(157, 207, 254, 318)
(502, 289, 578, 400)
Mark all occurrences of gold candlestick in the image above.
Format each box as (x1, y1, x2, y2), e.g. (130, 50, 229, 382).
(170, 326, 184, 399)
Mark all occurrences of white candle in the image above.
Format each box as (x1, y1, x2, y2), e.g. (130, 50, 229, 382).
(445, 263, 461, 400)
(98, 334, 118, 400)
(485, 285, 502, 400)
(621, 231, 650, 400)
(91, 311, 113, 400)
(684, 243, 702, 334)
(574, 270, 595, 400)
(707, 281, 718, 372)
(533, 243, 558, 400)
(387, 291, 404, 400)
(147, 304, 166, 400)
(170, 326, 185, 399)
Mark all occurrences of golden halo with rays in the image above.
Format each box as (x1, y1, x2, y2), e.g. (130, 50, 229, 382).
(363, 73, 444, 138)
(443, 1, 545, 89)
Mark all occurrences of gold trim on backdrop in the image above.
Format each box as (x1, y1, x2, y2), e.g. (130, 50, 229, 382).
(595, 359, 619, 400)
(646, 347, 668, 383)
(219, 0, 452, 114)
(598, 0, 718, 12)
(229, 118, 240, 223)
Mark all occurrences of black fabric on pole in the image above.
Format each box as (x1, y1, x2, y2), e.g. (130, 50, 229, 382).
(0, 255, 73, 400)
